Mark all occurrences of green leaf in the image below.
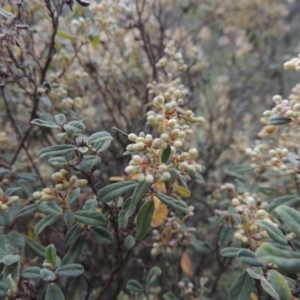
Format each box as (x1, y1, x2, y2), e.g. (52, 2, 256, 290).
(1, 254, 20, 266)
(38, 201, 63, 214)
(83, 198, 98, 211)
(275, 205, 300, 237)
(64, 210, 74, 227)
(39, 144, 76, 158)
(6, 274, 18, 294)
(98, 181, 137, 203)
(256, 220, 287, 245)
(118, 198, 131, 228)
(34, 213, 60, 235)
(246, 267, 263, 280)
(229, 271, 254, 300)
(31, 119, 60, 128)
(0, 282, 8, 297)
(62, 233, 84, 265)
(268, 116, 292, 125)
(68, 188, 80, 205)
(237, 249, 262, 267)
(74, 211, 106, 226)
(220, 226, 233, 246)
(63, 121, 86, 133)
(146, 266, 162, 287)
(161, 145, 171, 163)
(256, 242, 300, 272)
(260, 276, 280, 300)
(56, 264, 84, 277)
(4, 187, 21, 196)
(126, 279, 143, 292)
(266, 269, 291, 300)
(156, 192, 189, 213)
(14, 204, 37, 219)
(79, 155, 101, 172)
(89, 226, 114, 244)
(90, 35, 100, 48)
(45, 283, 65, 300)
(55, 114, 67, 124)
(22, 267, 42, 279)
(136, 200, 154, 241)
(45, 244, 56, 266)
(40, 269, 56, 281)
(64, 223, 83, 247)
(25, 237, 45, 258)
(268, 195, 299, 212)
(57, 30, 77, 40)
(88, 131, 113, 144)
(124, 235, 136, 250)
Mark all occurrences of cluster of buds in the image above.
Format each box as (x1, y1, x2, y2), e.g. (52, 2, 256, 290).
(33, 169, 87, 203)
(283, 54, 300, 71)
(151, 207, 195, 256)
(178, 281, 195, 298)
(263, 94, 300, 122)
(61, 97, 83, 109)
(0, 188, 19, 212)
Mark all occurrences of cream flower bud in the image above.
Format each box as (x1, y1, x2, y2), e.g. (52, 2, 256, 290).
(159, 164, 168, 173)
(174, 140, 182, 148)
(136, 142, 145, 150)
(234, 232, 243, 240)
(33, 191, 43, 199)
(128, 133, 137, 141)
(43, 188, 53, 195)
(162, 172, 171, 180)
(152, 138, 162, 147)
(52, 172, 63, 181)
(189, 148, 198, 158)
(160, 133, 168, 141)
(180, 152, 189, 160)
(242, 237, 249, 244)
(137, 173, 145, 182)
(60, 169, 68, 177)
(70, 175, 77, 185)
(125, 165, 137, 174)
(55, 184, 64, 190)
(232, 198, 240, 207)
(132, 155, 142, 163)
(145, 174, 154, 183)
(167, 119, 177, 127)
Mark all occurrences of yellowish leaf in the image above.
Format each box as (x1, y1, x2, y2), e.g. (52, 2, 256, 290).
(154, 180, 166, 193)
(180, 252, 193, 277)
(109, 176, 125, 182)
(174, 185, 191, 198)
(250, 292, 258, 300)
(151, 203, 168, 227)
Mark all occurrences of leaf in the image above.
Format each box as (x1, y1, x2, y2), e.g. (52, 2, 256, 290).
(124, 235, 136, 250)
(118, 199, 131, 228)
(229, 271, 254, 300)
(156, 192, 189, 213)
(266, 269, 291, 300)
(180, 252, 193, 277)
(79, 155, 101, 172)
(126, 279, 143, 292)
(151, 201, 168, 227)
(136, 199, 154, 241)
(54, 114, 67, 124)
(56, 264, 84, 277)
(83, 198, 98, 211)
(275, 205, 300, 238)
(4, 187, 21, 196)
(40, 269, 56, 281)
(98, 181, 137, 203)
(64, 223, 83, 247)
(63, 121, 86, 133)
(89, 226, 114, 244)
(57, 30, 77, 40)
(68, 188, 80, 205)
(22, 267, 42, 279)
(256, 220, 287, 245)
(91, 35, 100, 48)
(220, 226, 234, 246)
(268, 116, 292, 125)
(163, 292, 180, 300)
(25, 237, 45, 258)
(256, 242, 300, 272)
(34, 213, 60, 235)
(31, 119, 60, 128)
(146, 266, 162, 287)
(268, 195, 299, 212)
(246, 267, 263, 280)
(74, 211, 106, 226)
(260, 276, 280, 300)
(161, 145, 171, 163)
(39, 144, 76, 158)
(1, 254, 20, 266)
(62, 233, 84, 265)
(174, 185, 191, 198)
(38, 201, 62, 214)
(64, 209, 74, 227)
(237, 249, 262, 267)
(45, 244, 56, 266)
(45, 283, 65, 300)
(14, 204, 37, 219)
(125, 181, 151, 220)
(88, 131, 113, 144)
(192, 239, 212, 253)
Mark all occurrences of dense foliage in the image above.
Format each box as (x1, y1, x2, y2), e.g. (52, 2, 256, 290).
(1, 0, 300, 299)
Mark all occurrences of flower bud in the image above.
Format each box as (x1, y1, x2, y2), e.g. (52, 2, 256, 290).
(52, 172, 63, 181)
(145, 174, 154, 183)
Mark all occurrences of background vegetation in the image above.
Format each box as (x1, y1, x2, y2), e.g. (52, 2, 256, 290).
(1, 0, 300, 299)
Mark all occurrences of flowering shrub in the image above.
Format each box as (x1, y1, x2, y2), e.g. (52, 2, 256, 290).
(0, 0, 299, 299)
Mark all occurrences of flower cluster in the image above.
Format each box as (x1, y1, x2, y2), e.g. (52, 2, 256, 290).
(0, 189, 19, 212)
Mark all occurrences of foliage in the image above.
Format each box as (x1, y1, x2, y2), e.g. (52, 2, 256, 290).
(0, 0, 300, 299)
